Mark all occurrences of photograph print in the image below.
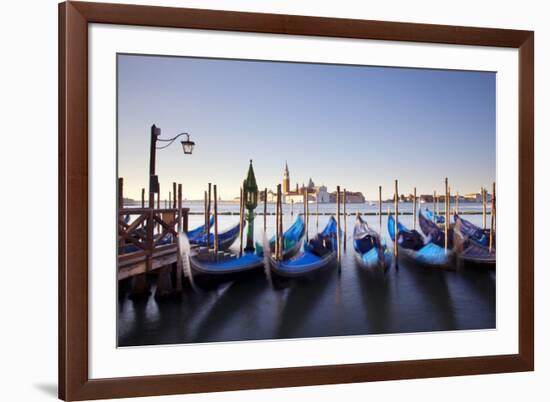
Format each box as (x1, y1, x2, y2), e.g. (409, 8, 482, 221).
(117, 54, 496, 347)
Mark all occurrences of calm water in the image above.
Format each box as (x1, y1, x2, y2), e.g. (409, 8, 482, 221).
(118, 202, 495, 347)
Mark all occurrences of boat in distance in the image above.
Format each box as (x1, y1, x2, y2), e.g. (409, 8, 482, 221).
(269, 216, 338, 277)
(424, 208, 445, 224)
(388, 213, 450, 267)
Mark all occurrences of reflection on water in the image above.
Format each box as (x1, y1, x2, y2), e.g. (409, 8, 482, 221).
(118, 203, 495, 347)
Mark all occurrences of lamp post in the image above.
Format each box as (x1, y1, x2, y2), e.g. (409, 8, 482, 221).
(148, 124, 195, 200)
(243, 160, 258, 252)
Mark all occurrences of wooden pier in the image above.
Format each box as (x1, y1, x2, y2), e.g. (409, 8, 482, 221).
(117, 178, 189, 284)
(117, 207, 189, 280)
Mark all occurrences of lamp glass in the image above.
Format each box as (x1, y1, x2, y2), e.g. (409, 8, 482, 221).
(181, 140, 195, 155)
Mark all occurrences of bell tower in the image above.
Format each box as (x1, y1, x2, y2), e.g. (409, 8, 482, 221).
(283, 161, 290, 194)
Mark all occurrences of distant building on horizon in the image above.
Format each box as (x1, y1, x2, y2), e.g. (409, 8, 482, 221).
(281, 162, 330, 203)
(328, 191, 365, 204)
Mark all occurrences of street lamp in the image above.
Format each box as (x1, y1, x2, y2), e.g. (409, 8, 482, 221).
(149, 124, 195, 201)
(180, 133, 195, 155)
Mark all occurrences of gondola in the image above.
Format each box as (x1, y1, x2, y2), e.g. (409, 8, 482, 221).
(418, 209, 453, 249)
(255, 214, 306, 259)
(424, 208, 445, 224)
(453, 214, 491, 247)
(270, 216, 338, 277)
(190, 250, 264, 275)
(187, 215, 214, 243)
(453, 218, 495, 265)
(353, 214, 389, 269)
(190, 221, 241, 250)
(388, 214, 450, 267)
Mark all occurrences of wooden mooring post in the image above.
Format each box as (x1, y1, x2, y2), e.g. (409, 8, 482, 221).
(444, 178, 448, 251)
(156, 183, 161, 234)
(175, 183, 183, 293)
(118, 178, 124, 251)
(303, 188, 308, 242)
(207, 183, 212, 247)
(280, 185, 284, 260)
(239, 187, 244, 256)
(343, 188, 347, 251)
(276, 184, 283, 259)
(413, 187, 417, 230)
(482, 187, 487, 229)
(275, 185, 280, 258)
(336, 185, 341, 267)
(203, 191, 208, 228)
(172, 182, 177, 209)
(432, 190, 436, 222)
(378, 186, 382, 232)
(263, 188, 267, 233)
(118, 178, 124, 211)
(435, 190, 439, 218)
(214, 184, 219, 257)
(448, 186, 451, 223)
(394, 180, 399, 260)
(490, 182, 496, 252)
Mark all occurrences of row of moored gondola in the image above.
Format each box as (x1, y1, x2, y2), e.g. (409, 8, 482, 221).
(186, 208, 495, 278)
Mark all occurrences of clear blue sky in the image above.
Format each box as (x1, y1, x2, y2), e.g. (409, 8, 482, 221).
(118, 54, 495, 200)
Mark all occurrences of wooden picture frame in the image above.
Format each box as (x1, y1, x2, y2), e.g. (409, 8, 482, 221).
(59, 1, 534, 400)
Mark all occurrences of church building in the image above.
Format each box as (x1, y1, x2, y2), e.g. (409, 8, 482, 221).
(281, 162, 330, 203)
